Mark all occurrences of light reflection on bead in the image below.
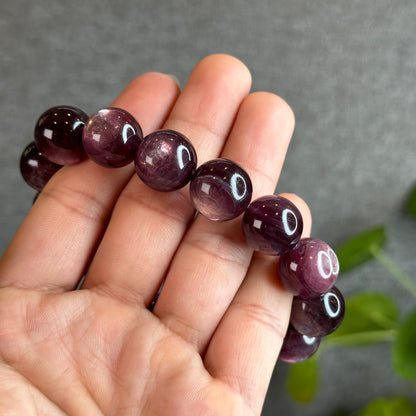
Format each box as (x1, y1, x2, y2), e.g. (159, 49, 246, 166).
(34, 106, 88, 165)
(278, 238, 339, 298)
(290, 286, 345, 337)
(20, 142, 62, 191)
(134, 129, 197, 191)
(189, 158, 252, 221)
(82, 107, 143, 168)
(278, 326, 320, 363)
(242, 195, 303, 255)
(323, 292, 341, 318)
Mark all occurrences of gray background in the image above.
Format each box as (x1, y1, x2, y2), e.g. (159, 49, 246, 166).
(1, 0, 416, 414)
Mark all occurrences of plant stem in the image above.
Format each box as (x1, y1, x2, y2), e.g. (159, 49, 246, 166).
(324, 329, 396, 347)
(370, 246, 416, 300)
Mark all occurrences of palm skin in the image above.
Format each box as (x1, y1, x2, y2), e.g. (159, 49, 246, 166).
(0, 288, 250, 415)
(0, 54, 311, 415)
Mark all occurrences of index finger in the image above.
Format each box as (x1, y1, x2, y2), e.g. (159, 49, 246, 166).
(0, 73, 180, 291)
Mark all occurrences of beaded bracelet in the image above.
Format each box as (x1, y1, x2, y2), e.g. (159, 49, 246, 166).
(19, 105, 345, 363)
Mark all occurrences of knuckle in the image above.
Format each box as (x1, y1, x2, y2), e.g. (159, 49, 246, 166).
(235, 300, 288, 340)
(41, 182, 109, 226)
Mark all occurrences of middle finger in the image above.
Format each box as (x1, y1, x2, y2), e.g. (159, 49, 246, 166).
(154, 91, 296, 352)
(84, 54, 252, 305)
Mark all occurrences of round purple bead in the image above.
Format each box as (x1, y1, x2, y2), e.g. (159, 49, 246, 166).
(290, 286, 345, 337)
(189, 158, 253, 221)
(34, 106, 88, 165)
(279, 326, 321, 363)
(278, 238, 339, 298)
(82, 107, 143, 168)
(134, 129, 197, 192)
(20, 142, 62, 191)
(241, 195, 303, 255)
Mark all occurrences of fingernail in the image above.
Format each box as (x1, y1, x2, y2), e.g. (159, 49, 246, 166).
(165, 74, 181, 88)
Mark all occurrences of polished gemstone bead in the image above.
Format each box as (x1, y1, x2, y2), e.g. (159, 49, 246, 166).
(278, 238, 339, 298)
(189, 158, 253, 221)
(290, 286, 345, 337)
(134, 130, 197, 191)
(82, 107, 143, 168)
(241, 195, 303, 255)
(278, 326, 320, 363)
(34, 106, 88, 165)
(20, 142, 62, 191)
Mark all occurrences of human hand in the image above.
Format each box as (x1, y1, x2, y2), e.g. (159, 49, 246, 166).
(0, 54, 311, 415)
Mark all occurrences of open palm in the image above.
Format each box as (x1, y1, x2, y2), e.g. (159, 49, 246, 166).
(0, 54, 311, 415)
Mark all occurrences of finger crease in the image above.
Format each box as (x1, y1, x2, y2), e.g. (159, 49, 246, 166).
(41, 185, 109, 226)
(161, 314, 203, 349)
(118, 189, 194, 226)
(182, 236, 249, 270)
(232, 300, 287, 340)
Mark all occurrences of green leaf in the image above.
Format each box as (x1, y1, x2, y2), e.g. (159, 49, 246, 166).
(405, 183, 416, 220)
(392, 308, 416, 380)
(326, 292, 398, 346)
(286, 354, 318, 403)
(359, 396, 415, 416)
(335, 226, 386, 273)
